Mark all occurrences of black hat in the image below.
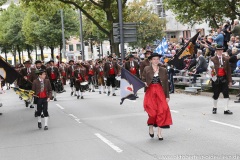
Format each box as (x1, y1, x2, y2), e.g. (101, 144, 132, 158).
(148, 53, 162, 60)
(216, 44, 224, 50)
(98, 59, 103, 63)
(69, 60, 74, 63)
(49, 59, 54, 63)
(76, 63, 81, 66)
(144, 50, 153, 54)
(128, 54, 134, 58)
(23, 60, 31, 64)
(108, 55, 113, 58)
(17, 63, 24, 68)
(35, 60, 42, 64)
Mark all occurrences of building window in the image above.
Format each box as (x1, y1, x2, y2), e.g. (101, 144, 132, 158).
(76, 44, 81, 51)
(69, 44, 74, 51)
(183, 30, 191, 39)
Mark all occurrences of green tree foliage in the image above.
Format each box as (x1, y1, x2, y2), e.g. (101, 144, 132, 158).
(0, 3, 25, 64)
(125, 0, 166, 47)
(163, 0, 240, 28)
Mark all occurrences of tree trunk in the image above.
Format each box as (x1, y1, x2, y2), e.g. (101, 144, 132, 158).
(17, 45, 22, 64)
(4, 48, 7, 61)
(27, 45, 32, 62)
(35, 45, 38, 60)
(50, 46, 54, 60)
(39, 46, 44, 61)
(13, 48, 17, 66)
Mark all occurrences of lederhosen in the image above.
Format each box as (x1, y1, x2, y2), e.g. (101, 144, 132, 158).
(60, 66, 67, 85)
(74, 69, 85, 92)
(36, 79, 49, 117)
(88, 65, 95, 86)
(212, 57, 229, 100)
(69, 65, 75, 88)
(49, 67, 57, 91)
(106, 62, 116, 88)
(98, 66, 105, 86)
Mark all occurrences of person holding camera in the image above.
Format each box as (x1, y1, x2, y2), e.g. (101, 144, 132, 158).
(222, 21, 232, 51)
(209, 45, 233, 115)
(232, 19, 240, 37)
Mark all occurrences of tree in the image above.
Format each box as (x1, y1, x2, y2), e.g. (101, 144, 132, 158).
(163, 0, 240, 28)
(0, 3, 26, 65)
(125, 0, 166, 47)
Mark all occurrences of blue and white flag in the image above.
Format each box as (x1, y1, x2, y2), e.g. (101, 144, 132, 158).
(154, 38, 168, 55)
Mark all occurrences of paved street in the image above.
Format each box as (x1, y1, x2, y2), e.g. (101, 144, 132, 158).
(1, 86, 240, 160)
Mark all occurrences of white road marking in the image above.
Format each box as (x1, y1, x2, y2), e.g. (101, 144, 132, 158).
(95, 133, 123, 153)
(170, 110, 179, 113)
(209, 120, 240, 130)
(56, 104, 64, 110)
(69, 114, 78, 119)
(75, 119, 82, 123)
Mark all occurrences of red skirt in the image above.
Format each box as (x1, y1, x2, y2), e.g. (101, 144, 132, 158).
(144, 84, 172, 128)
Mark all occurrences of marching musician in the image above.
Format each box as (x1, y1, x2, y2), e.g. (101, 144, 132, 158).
(46, 60, 60, 101)
(59, 62, 68, 86)
(104, 55, 119, 96)
(67, 60, 76, 96)
(19, 60, 35, 108)
(209, 45, 233, 115)
(74, 63, 87, 99)
(87, 60, 96, 92)
(125, 54, 140, 78)
(32, 69, 52, 130)
(96, 60, 106, 94)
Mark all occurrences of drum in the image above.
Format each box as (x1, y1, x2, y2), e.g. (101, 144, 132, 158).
(80, 82, 89, 91)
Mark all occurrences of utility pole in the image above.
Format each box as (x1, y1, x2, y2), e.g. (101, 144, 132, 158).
(61, 9, 66, 63)
(117, 0, 124, 62)
(79, 9, 85, 61)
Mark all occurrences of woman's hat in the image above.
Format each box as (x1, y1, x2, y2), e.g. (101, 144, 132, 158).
(148, 53, 162, 60)
(215, 44, 224, 50)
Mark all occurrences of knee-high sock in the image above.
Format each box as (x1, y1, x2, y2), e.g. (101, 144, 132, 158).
(53, 91, 56, 98)
(112, 87, 115, 94)
(38, 116, 41, 123)
(224, 98, 229, 111)
(99, 86, 102, 92)
(213, 99, 218, 108)
(77, 90, 80, 96)
(108, 86, 110, 92)
(103, 86, 105, 92)
(44, 117, 48, 126)
(71, 87, 74, 92)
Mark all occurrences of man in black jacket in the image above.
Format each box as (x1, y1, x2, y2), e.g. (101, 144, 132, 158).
(192, 50, 208, 83)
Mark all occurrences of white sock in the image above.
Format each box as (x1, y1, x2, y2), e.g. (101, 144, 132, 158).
(103, 86, 106, 92)
(80, 92, 83, 97)
(99, 86, 102, 92)
(112, 88, 115, 94)
(77, 90, 80, 96)
(53, 91, 56, 98)
(38, 116, 41, 123)
(44, 117, 48, 126)
(108, 86, 110, 92)
(224, 98, 229, 111)
(71, 87, 73, 92)
(213, 99, 218, 108)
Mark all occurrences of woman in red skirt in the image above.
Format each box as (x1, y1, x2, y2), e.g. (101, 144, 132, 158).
(142, 53, 172, 140)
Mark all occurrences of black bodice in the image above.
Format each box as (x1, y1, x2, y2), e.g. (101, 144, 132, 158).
(151, 75, 161, 84)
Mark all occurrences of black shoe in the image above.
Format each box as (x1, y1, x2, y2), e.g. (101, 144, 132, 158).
(112, 93, 116, 96)
(0, 113, 2, 115)
(74, 94, 77, 96)
(103, 91, 106, 94)
(25, 101, 29, 107)
(41, 114, 44, 118)
(77, 96, 80, 99)
(149, 127, 154, 138)
(30, 105, 34, 108)
(115, 88, 118, 90)
(81, 96, 84, 99)
(107, 92, 110, 96)
(224, 110, 233, 115)
(63, 90, 66, 92)
(44, 126, 48, 130)
(38, 122, 42, 129)
(157, 135, 163, 141)
(99, 91, 101, 94)
(92, 90, 95, 92)
(237, 93, 240, 97)
(212, 108, 217, 114)
(54, 98, 57, 101)
(71, 91, 73, 96)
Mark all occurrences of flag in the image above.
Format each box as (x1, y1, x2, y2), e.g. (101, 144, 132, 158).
(154, 38, 168, 55)
(167, 31, 200, 70)
(120, 68, 145, 105)
(12, 87, 35, 101)
(0, 56, 20, 84)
